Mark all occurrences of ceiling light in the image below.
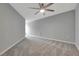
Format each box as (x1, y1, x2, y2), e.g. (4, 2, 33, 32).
(40, 9, 45, 13)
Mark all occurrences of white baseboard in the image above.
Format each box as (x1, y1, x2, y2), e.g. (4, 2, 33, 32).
(0, 37, 25, 56)
(27, 34, 75, 45)
(75, 43, 79, 51)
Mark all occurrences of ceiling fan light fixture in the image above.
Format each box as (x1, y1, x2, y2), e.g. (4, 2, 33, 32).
(40, 9, 45, 13)
(28, 3, 54, 15)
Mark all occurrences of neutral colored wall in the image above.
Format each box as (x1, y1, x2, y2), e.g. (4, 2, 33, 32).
(0, 4, 25, 53)
(75, 4, 79, 49)
(27, 11, 75, 43)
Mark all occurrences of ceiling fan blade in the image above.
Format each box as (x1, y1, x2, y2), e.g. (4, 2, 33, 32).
(46, 9, 55, 12)
(34, 11, 39, 15)
(39, 3, 42, 8)
(39, 3, 44, 8)
(28, 7, 40, 10)
(44, 3, 54, 8)
(42, 3, 44, 7)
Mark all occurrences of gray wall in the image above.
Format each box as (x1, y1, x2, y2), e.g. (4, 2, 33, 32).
(75, 4, 79, 49)
(27, 11, 75, 42)
(0, 4, 25, 53)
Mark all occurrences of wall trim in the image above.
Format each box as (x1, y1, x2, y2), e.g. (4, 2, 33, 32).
(27, 34, 75, 45)
(0, 37, 25, 56)
(75, 43, 79, 51)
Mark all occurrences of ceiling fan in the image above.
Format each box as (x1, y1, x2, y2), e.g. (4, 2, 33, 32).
(28, 3, 55, 15)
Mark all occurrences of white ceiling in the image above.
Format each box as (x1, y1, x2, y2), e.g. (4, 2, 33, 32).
(10, 3, 77, 22)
